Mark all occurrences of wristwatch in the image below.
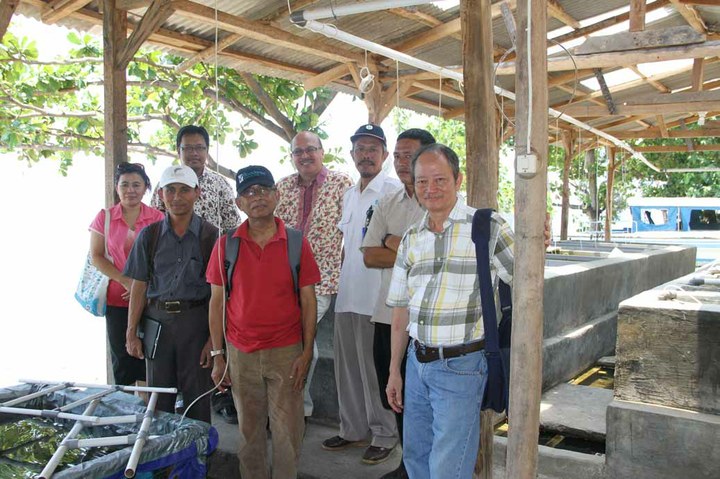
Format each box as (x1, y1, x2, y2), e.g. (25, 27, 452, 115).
(210, 349, 225, 357)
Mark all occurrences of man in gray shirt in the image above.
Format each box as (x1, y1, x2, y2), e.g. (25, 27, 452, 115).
(361, 128, 435, 479)
(125, 164, 218, 423)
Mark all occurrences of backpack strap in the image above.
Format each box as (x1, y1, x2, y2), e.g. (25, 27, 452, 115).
(198, 220, 218, 268)
(224, 227, 240, 299)
(146, 221, 162, 280)
(471, 209, 500, 354)
(286, 227, 302, 298)
(223, 225, 303, 300)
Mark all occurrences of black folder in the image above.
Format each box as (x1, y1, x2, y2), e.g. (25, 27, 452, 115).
(139, 317, 162, 360)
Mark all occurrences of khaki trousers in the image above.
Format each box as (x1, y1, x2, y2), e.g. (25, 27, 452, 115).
(227, 342, 304, 479)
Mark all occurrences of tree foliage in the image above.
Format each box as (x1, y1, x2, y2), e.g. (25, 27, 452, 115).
(0, 29, 336, 175)
(391, 109, 515, 212)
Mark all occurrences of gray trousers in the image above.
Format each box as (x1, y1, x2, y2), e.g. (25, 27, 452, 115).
(334, 312, 398, 448)
(145, 304, 213, 423)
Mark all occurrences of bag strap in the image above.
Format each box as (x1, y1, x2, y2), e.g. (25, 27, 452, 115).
(471, 209, 500, 354)
(223, 225, 303, 300)
(103, 208, 113, 263)
(286, 227, 302, 299)
(224, 227, 240, 299)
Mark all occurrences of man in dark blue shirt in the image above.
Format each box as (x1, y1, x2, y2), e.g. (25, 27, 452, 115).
(124, 164, 218, 423)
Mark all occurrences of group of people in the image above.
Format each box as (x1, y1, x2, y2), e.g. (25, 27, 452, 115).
(89, 122, 516, 479)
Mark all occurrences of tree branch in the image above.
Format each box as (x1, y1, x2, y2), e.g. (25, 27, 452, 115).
(240, 72, 295, 142)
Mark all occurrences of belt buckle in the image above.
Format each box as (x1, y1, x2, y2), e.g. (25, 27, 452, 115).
(164, 301, 181, 314)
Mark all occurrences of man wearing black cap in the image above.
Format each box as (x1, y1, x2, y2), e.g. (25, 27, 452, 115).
(322, 124, 401, 465)
(207, 165, 321, 479)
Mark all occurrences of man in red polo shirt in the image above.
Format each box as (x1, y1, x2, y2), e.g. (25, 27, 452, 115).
(207, 165, 320, 479)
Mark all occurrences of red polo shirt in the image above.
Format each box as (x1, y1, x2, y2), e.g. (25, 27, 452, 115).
(206, 217, 321, 353)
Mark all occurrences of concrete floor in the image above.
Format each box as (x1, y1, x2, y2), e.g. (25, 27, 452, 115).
(208, 412, 401, 479)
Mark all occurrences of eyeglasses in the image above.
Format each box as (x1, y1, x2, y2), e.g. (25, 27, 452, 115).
(291, 146, 320, 157)
(180, 145, 208, 153)
(240, 186, 275, 198)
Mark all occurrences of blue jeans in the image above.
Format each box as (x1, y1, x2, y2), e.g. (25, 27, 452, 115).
(403, 341, 488, 479)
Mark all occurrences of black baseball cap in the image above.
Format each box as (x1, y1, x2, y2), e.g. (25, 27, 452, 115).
(350, 124, 386, 145)
(235, 165, 275, 195)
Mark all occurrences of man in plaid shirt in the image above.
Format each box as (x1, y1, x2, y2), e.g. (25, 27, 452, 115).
(385, 143, 514, 479)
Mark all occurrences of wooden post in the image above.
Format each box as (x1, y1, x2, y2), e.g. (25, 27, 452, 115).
(462, 0, 498, 210)
(560, 130, 573, 240)
(0, 0, 19, 40)
(629, 0, 647, 32)
(507, 0, 547, 477)
(103, 0, 127, 383)
(103, 0, 127, 209)
(604, 147, 616, 241)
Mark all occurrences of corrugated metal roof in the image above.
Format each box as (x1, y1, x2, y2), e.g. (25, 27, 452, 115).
(13, 0, 720, 140)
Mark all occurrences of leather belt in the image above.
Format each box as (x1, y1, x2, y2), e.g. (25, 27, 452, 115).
(148, 298, 207, 314)
(413, 339, 485, 363)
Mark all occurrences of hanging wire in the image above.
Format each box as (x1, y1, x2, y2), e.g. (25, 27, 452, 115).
(395, 59, 400, 113)
(438, 73, 442, 117)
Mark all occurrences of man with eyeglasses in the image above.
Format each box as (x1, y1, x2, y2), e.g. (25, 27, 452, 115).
(275, 131, 353, 420)
(322, 124, 401, 466)
(152, 125, 241, 233)
(207, 165, 320, 479)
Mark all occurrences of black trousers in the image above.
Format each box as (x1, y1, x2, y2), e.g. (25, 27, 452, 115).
(145, 304, 213, 423)
(106, 305, 146, 385)
(373, 322, 407, 443)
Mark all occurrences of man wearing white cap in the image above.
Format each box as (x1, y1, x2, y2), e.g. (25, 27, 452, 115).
(124, 164, 218, 423)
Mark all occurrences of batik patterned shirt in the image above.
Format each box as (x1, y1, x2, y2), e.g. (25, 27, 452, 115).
(275, 168, 353, 296)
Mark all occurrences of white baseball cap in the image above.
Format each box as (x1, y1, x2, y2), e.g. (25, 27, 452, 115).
(158, 165, 198, 188)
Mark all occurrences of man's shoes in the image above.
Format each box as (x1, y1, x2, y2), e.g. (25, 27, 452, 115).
(362, 445, 394, 465)
(321, 435, 367, 451)
(379, 462, 408, 478)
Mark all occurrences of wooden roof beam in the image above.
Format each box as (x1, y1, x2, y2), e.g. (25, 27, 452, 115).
(175, 33, 242, 73)
(612, 126, 720, 139)
(547, 0, 580, 29)
(117, 0, 175, 70)
(562, 90, 720, 117)
(389, 7, 444, 27)
(669, 0, 707, 34)
(496, 40, 720, 74)
(172, 0, 364, 64)
(628, 65, 671, 93)
(634, 144, 720, 153)
(0, 0, 19, 40)
(303, 63, 350, 90)
(411, 79, 464, 101)
(42, 0, 93, 24)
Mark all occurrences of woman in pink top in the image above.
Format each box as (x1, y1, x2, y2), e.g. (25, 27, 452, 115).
(89, 162, 164, 386)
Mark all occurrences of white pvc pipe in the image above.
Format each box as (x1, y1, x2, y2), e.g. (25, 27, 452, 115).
(57, 389, 114, 412)
(38, 399, 100, 479)
(300, 20, 660, 172)
(21, 379, 178, 394)
(1, 383, 69, 407)
(0, 406, 99, 423)
(125, 392, 160, 478)
(63, 434, 158, 448)
(94, 414, 145, 426)
(291, 0, 435, 23)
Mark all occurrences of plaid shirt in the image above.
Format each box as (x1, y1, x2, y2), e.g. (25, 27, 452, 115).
(386, 199, 514, 346)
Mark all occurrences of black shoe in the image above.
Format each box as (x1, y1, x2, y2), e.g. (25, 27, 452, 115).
(322, 435, 367, 451)
(380, 462, 408, 479)
(362, 445, 394, 465)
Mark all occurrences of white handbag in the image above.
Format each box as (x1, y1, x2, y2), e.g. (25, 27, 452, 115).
(74, 209, 113, 316)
